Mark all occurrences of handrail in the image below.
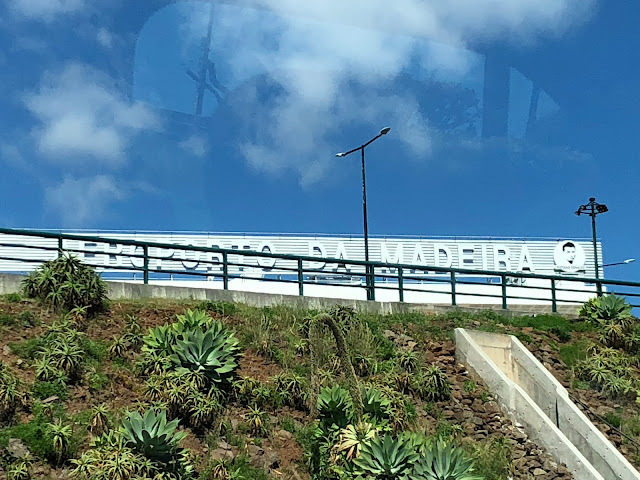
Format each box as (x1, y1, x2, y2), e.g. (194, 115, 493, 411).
(1, 227, 639, 310)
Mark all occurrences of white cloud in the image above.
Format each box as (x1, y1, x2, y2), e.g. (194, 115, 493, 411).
(25, 63, 159, 166)
(182, 0, 595, 185)
(9, 0, 85, 22)
(96, 28, 113, 49)
(45, 175, 126, 225)
(179, 135, 209, 158)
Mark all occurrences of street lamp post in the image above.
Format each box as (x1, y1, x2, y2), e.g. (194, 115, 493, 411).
(603, 259, 635, 267)
(336, 127, 391, 301)
(575, 197, 608, 295)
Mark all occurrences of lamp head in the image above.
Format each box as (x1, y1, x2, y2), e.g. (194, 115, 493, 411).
(380, 127, 391, 135)
(335, 152, 345, 157)
(596, 204, 609, 214)
(625, 258, 636, 264)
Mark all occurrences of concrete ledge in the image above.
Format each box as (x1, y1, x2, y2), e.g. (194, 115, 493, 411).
(456, 328, 640, 480)
(0, 273, 578, 317)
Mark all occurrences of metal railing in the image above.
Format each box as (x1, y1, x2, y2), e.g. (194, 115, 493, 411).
(1, 227, 639, 312)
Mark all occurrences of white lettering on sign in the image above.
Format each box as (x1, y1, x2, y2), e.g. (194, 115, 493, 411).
(257, 242, 276, 269)
(1, 233, 592, 278)
(517, 245, 534, 271)
(381, 243, 403, 264)
(308, 242, 327, 270)
(411, 244, 426, 265)
(434, 244, 452, 268)
(458, 245, 475, 268)
(493, 245, 511, 271)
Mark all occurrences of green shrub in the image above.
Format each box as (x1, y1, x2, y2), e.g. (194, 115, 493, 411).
(414, 365, 451, 402)
(21, 253, 108, 315)
(71, 431, 173, 479)
(0, 411, 82, 465)
(1, 293, 22, 302)
(0, 362, 24, 422)
(559, 339, 590, 368)
(9, 337, 44, 360)
(31, 381, 69, 401)
(580, 294, 633, 323)
(197, 300, 237, 317)
(87, 372, 110, 393)
(0, 314, 13, 326)
(467, 436, 512, 480)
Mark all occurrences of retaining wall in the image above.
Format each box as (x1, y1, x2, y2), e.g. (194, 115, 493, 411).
(0, 273, 578, 317)
(456, 328, 640, 480)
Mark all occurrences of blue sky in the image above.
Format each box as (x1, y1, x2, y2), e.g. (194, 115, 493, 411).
(0, 0, 638, 280)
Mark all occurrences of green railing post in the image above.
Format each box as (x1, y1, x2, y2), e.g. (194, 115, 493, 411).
(298, 258, 304, 296)
(368, 264, 375, 301)
(57, 236, 63, 258)
(596, 281, 603, 297)
(222, 252, 229, 290)
(501, 275, 508, 310)
(551, 279, 557, 313)
(143, 245, 149, 285)
(398, 266, 404, 302)
(450, 271, 457, 306)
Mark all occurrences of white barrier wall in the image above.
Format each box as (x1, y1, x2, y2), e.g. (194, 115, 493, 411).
(455, 329, 640, 480)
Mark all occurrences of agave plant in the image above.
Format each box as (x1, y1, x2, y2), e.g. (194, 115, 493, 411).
(361, 385, 392, 424)
(120, 408, 186, 466)
(175, 309, 214, 332)
(354, 434, 418, 479)
(143, 324, 177, 356)
(170, 324, 240, 384)
(412, 439, 482, 480)
(317, 385, 354, 430)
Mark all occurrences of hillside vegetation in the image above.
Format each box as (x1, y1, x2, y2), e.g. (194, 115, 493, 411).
(0, 256, 638, 480)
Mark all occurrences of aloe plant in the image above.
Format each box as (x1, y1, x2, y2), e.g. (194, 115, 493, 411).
(332, 422, 377, 461)
(353, 434, 418, 479)
(120, 408, 186, 465)
(21, 253, 107, 315)
(170, 325, 240, 384)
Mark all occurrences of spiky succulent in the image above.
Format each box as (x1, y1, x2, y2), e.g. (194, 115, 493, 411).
(353, 434, 418, 479)
(317, 385, 354, 430)
(332, 422, 378, 461)
(120, 408, 186, 465)
(21, 253, 107, 315)
(412, 439, 482, 480)
(170, 324, 240, 384)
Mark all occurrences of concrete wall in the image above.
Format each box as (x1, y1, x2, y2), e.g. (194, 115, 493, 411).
(0, 273, 578, 317)
(456, 328, 640, 480)
(508, 337, 639, 480)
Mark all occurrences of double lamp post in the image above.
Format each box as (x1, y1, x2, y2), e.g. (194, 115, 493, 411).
(336, 127, 391, 300)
